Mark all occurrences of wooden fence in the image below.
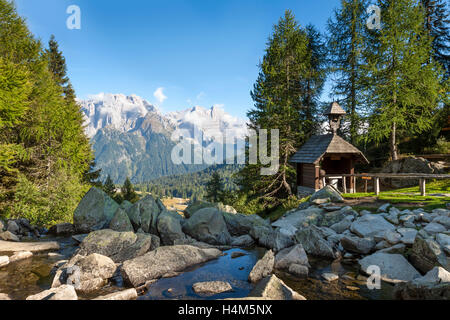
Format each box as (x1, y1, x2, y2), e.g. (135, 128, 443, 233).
(322, 173, 450, 196)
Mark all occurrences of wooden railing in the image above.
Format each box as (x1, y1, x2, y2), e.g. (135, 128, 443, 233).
(322, 173, 450, 196)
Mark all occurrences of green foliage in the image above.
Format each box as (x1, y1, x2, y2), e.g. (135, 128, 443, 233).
(205, 172, 223, 202)
(0, 0, 94, 226)
(121, 177, 139, 203)
(236, 10, 326, 209)
(103, 175, 116, 198)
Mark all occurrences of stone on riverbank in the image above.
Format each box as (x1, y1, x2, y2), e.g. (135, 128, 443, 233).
(126, 195, 163, 234)
(394, 267, 450, 300)
(26, 285, 78, 300)
(340, 236, 376, 254)
(0, 293, 11, 300)
(231, 235, 254, 247)
(48, 223, 75, 236)
(73, 187, 119, 233)
(192, 281, 233, 295)
(409, 236, 449, 273)
(310, 185, 344, 203)
(52, 253, 117, 293)
(359, 252, 421, 283)
(274, 244, 309, 271)
(249, 275, 306, 300)
(350, 214, 396, 238)
(0, 256, 9, 268)
(248, 250, 275, 283)
(109, 208, 134, 232)
(78, 229, 153, 263)
(121, 245, 222, 287)
(182, 208, 231, 245)
(0, 240, 59, 253)
(9, 251, 33, 263)
(157, 210, 186, 245)
(93, 288, 138, 300)
(294, 226, 336, 259)
(0, 231, 19, 242)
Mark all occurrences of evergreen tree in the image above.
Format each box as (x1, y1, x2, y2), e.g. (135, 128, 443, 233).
(121, 177, 139, 203)
(206, 172, 223, 203)
(363, 0, 444, 160)
(327, 0, 369, 143)
(421, 0, 450, 79)
(236, 11, 325, 208)
(103, 175, 116, 198)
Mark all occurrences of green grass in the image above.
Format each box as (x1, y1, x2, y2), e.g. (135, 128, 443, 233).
(343, 180, 450, 211)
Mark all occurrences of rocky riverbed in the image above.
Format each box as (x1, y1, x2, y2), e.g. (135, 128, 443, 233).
(0, 186, 449, 300)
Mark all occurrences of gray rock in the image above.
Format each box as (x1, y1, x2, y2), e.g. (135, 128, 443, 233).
(52, 253, 117, 293)
(0, 293, 11, 300)
(183, 208, 231, 245)
(288, 264, 309, 278)
(359, 252, 421, 283)
(249, 275, 306, 300)
(424, 222, 446, 234)
(184, 200, 217, 219)
(223, 212, 269, 237)
(0, 256, 9, 267)
(48, 223, 75, 236)
(157, 210, 185, 245)
(93, 288, 138, 300)
(377, 203, 391, 213)
(340, 236, 376, 254)
(310, 185, 344, 203)
(274, 244, 309, 270)
(431, 216, 450, 229)
(350, 214, 396, 238)
(78, 229, 152, 263)
(248, 250, 275, 283)
(121, 245, 221, 287)
(384, 231, 402, 245)
(26, 285, 78, 300)
(72, 234, 88, 244)
(397, 228, 417, 245)
(330, 216, 354, 234)
(0, 239, 59, 253)
(322, 273, 339, 282)
(410, 236, 449, 273)
(6, 220, 20, 234)
(0, 231, 19, 242)
(126, 195, 162, 234)
(109, 208, 134, 232)
(192, 281, 233, 295)
(394, 267, 450, 300)
(436, 233, 450, 247)
(375, 241, 390, 250)
(295, 226, 336, 259)
(120, 200, 133, 212)
(73, 187, 119, 233)
(379, 243, 406, 254)
(272, 207, 325, 230)
(230, 235, 254, 247)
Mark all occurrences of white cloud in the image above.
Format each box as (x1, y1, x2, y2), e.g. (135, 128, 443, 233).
(212, 103, 224, 109)
(154, 87, 167, 103)
(196, 91, 206, 100)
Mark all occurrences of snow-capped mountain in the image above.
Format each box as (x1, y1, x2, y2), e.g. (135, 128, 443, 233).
(78, 93, 247, 183)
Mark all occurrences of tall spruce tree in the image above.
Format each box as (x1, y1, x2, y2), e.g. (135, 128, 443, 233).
(122, 177, 139, 203)
(327, 0, 369, 144)
(103, 175, 116, 199)
(206, 172, 223, 203)
(363, 0, 444, 161)
(236, 11, 325, 208)
(421, 0, 450, 79)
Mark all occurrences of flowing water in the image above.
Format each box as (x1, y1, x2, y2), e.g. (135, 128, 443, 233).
(0, 239, 395, 300)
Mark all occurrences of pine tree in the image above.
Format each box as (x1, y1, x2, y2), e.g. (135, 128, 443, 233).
(121, 177, 139, 203)
(103, 175, 116, 198)
(237, 10, 325, 208)
(421, 0, 450, 79)
(206, 172, 223, 203)
(363, 0, 445, 161)
(327, 0, 369, 144)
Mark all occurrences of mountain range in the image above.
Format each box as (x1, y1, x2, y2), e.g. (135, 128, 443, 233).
(79, 93, 247, 183)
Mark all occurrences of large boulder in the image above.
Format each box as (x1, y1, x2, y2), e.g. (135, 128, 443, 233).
(48, 223, 75, 236)
(248, 250, 275, 283)
(310, 186, 344, 203)
(249, 275, 306, 300)
(182, 208, 231, 245)
(73, 187, 119, 233)
(126, 195, 163, 234)
(222, 212, 269, 237)
(78, 229, 153, 263)
(350, 214, 396, 238)
(157, 210, 186, 245)
(381, 157, 443, 188)
(0, 239, 59, 253)
(272, 207, 325, 230)
(249, 226, 294, 252)
(52, 253, 117, 293)
(109, 208, 134, 232)
(184, 201, 216, 218)
(294, 226, 336, 259)
(359, 252, 421, 283)
(394, 267, 450, 300)
(340, 236, 376, 254)
(26, 285, 78, 300)
(274, 244, 309, 271)
(121, 245, 222, 287)
(0, 231, 19, 242)
(410, 236, 449, 273)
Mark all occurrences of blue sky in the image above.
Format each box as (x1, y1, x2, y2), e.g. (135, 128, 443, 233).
(14, 0, 340, 118)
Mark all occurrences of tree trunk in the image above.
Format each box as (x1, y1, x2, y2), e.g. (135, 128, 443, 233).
(390, 122, 398, 161)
